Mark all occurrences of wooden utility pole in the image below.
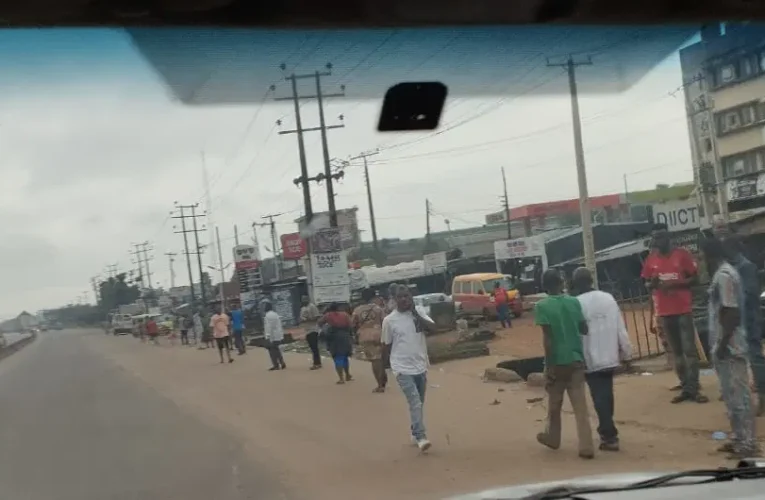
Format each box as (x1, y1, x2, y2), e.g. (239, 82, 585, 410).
(349, 150, 380, 251)
(500, 167, 512, 239)
(275, 63, 345, 227)
(165, 252, 177, 289)
(548, 55, 597, 288)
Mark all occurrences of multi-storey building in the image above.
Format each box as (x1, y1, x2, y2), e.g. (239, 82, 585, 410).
(680, 23, 765, 215)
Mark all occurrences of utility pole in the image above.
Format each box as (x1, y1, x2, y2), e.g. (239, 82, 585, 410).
(234, 225, 239, 246)
(275, 63, 345, 227)
(140, 242, 154, 289)
(129, 243, 145, 286)
(257, 214, 283, 282)
(500, 166, 512, 239)
(698, 73, 729, 222)
(548, 55, 598, 288)
(190, 204, 208, 306)
(165, 252, 177, 289)
(172, 204, 200, 308)
(105, 264, 118, 279)
(426, 199, 432, 239)
(349, 150, 381, 251)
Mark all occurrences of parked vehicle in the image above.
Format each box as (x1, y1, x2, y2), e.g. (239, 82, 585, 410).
(451, 273, 523, 320)
(413, 293, 453, 318)
(111, 314, 134, 335)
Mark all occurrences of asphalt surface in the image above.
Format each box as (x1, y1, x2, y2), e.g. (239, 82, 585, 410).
(0, 329, 290, 500)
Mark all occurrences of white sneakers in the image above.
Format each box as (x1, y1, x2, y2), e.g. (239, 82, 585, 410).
(410, 435, 431, 452)
(416, 438, 432, 452)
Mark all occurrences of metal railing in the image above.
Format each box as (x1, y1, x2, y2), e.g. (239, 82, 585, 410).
(603, 280, 666, 361)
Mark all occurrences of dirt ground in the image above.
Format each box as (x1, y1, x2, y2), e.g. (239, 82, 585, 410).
(86, 331, 753, 500)
(473, 305, 662, 361)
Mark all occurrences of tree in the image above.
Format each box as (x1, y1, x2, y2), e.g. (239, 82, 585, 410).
(98, 273, 141, 313)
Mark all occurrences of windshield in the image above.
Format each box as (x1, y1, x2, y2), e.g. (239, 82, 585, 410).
(0, 24, 747, 500)
(484, 278, 514, 292)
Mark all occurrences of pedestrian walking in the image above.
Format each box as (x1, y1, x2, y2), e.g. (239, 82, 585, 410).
(720, 232, 765, 415)
(192, 310, 204, 348)
(702, 236, 759, 458)
(321, 303, 354, 384)
(180, 315, 191, 345)
(353, 288, 387, 392)
(382, 284, 436, 453)
(641, 223, 708, 404)
(571, 267, 632, 452)
(534, 269, 594, 459)
(299, 296, 323, 370)
(210, 309, 234, 364)
(146, 316, 160, 346)
(263, 302, 286, 371)
(230, 304, 246, 355)
(493, 281, 512, 329)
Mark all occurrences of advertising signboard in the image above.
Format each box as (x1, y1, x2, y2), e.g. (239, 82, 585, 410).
(296, 208, 360, 250)
(233, 244, 263, 310)
(308, 228, 350, 304)
(493, 235, 549, 270)
(280, 232, 307, 260)
(651, 199, 706, 232)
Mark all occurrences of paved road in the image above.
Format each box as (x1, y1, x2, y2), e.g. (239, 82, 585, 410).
(0, 329, 290, 500)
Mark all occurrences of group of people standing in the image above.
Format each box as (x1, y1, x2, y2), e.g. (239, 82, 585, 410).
(535, 222, 764, 460)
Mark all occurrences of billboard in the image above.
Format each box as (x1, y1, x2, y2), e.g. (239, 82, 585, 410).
(651, 199, 706, 233)
(308, 228, 350, 304)
(233, 244, 263, 310)
(280, 232, 307, 260)
(295, 207, 360, 250)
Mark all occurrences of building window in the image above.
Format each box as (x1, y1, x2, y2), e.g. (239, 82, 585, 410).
(722, 147, 765, 179)
(719, 64, 736, 84)
(715, 100, 765, 136)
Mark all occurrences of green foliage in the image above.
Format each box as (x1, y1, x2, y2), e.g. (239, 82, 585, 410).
(98, 273, 141, 312)
(44, 304, 102, 326)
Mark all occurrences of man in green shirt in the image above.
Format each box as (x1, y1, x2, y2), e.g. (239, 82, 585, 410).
(534, 269, 594, 459)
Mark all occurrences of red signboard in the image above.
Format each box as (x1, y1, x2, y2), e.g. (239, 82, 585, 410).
(281, 233, 307, 260)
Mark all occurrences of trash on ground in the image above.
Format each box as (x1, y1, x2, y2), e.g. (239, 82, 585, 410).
(712, 431, 728, 441)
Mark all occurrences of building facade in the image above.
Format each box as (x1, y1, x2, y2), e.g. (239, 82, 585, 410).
(680, 23, 765, 216)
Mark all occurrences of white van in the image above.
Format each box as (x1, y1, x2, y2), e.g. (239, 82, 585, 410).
(111, 314, 134, 335)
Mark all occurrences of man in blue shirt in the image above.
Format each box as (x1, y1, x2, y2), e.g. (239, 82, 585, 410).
(230, 304, 246, 355)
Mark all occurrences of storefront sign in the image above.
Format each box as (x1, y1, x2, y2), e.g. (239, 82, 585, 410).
(651, 199, 705, 232)
(727, 173, 765, 202)
(232, 244, 263, 301)
(494, 235, 546, 260)
(280, 233, 307, 260)
(311, 252, 350, 287)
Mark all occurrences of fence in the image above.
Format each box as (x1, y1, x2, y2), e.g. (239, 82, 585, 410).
(603, 280, 666, 361)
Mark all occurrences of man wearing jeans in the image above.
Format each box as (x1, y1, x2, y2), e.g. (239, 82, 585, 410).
(572, 267, 632, 452)
(721, 232, 765, 415)
(382, 284, 436, 453)
(641, 223, 708, 404)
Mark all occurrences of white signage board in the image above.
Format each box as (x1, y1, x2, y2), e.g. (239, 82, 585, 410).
(494, 235, 546, 261)
(651, 199, 705, 233)
(423, 252, 447, 274)
(310, 251, 351, 304)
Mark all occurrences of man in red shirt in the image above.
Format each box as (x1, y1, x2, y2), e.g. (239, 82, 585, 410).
(145, 317, 160, 346)
(493, 282, 511, 328)
(641, 223, 707, 404)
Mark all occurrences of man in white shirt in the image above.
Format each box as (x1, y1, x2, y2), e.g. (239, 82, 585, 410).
(263, 301, 286, 371)
(381, 284, 436, 452)
(572, 267, 632, 452)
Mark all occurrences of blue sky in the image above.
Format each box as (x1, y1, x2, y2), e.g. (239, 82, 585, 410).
(0, 26, 700, 316)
